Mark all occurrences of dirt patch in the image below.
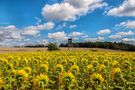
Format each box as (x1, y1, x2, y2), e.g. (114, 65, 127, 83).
(0, 47, 124, 54)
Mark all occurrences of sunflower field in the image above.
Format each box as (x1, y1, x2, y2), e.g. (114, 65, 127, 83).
(0, 51, 135, 90)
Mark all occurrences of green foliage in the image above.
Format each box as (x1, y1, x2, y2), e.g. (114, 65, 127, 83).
(47, 43, 59, 51)
(60, 42, 135, 51)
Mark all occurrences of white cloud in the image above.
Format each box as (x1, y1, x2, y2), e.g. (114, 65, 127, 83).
(42, 0, 107, 21)
(116, 20, 135, 29)
(117, 30, 135, 36)
(4, 25, 17, 30)
(0, 25, 23, 41)
(109, 35, 122, 39)
(109, 30, 135, 39)
(84, 36, 104, 42)
(38, 39, 49, 45)
(122, 38, 135, 45)
(107, 0, 135, 17)
(48, 31, 68, 40)
(0, 22, 55, 46)
(69, 25, 77, 29)
(42, 3, 77, 21)
(22, 30, 40, 36)
(23, 22, 55, 36)
(68, 32, 83, 37)
(97, 29, 111, 35)
(24, 22, 54, 31)
(122, 38, 135, 42)
(82, 35, 89, 38)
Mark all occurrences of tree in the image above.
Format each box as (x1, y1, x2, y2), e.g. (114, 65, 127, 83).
(47, 43, 59, 51)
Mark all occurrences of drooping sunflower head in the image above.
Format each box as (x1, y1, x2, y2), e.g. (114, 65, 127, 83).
(34, 74, 49, 87)
(111, 60, 119, 67)
(103, 60, 109, 66)
(16, 69, 28, 80)
(92, 61, 99, 67)
(61, 72, 76, 86)
(86, 64, 93, 73)
(40, 64, 49, 73)
(123, 61, 131, 70)
(6, 63, 14, 70)
(69, 65, 79, 75)
(81, 58, 88, 65)
(112, 67, 121, 78)
(112, 67, 121, 75)
(21, 58, 28, 65)
(0, 78, 4, 89)
(91, 73, 104, 85)
(99, 64, 106, 71)
(12, 60, 19, 66)
(24, 67, 32, 74)
(68, 59, 76, 66)
(54, 64, 64, 74)
(60, 59, 67, 65)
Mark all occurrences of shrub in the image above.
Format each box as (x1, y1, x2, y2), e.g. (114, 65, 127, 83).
(47, 43, 59, 51)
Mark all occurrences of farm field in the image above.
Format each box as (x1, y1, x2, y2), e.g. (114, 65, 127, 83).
(0, 50, 135, 90)
(0, 47, 123, 54)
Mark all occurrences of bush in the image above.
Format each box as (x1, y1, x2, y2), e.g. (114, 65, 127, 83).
(47, 43, 59, 51)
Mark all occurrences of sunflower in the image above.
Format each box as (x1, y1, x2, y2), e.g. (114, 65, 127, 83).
(92, 61, 99, 67)
(40, 64, 49, 73)
(112, 67, 121, 74)
(111, 60, 119, 67)
(112, 67, 121, 76)
(15, 69, 28, 81)
(61, 72, 76, 86)
(0, 78, 4, 89)
(86, 64, 93, 73)
(54, 64, 64, 74)
(91, 73, 104, 84)
(99, 64, 106, 71)
(68, 59, 76, 66)
(6, 63, 14, 70)
(34, 74, 49, 87)
(69, 65, 79, 75)
(24, 67, 32, 74)
(81, 58, 88, 65)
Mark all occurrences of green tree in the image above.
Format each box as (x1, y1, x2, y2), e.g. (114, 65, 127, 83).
(47, 43, 59, 51)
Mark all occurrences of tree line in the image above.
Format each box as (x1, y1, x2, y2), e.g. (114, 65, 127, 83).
(60, 42, 135, 51)
(17, 42, 135, 51)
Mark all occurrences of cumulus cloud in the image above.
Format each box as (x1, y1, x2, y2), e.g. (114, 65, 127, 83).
(122, 38, 135, 45)
(48, 31, 68, 40)
(109, 35, 122, 39)
(24, 22, 54, 31)
(0, 22, 55, 46)
(84, 36, 104, 42)
(97, 29, 111, 35)
(109, 30, 135, 39)
(0, 25, 22, 41)
(68, 32, 83, 37)
(22, 22, 55, 36)
(116, 20, 135, 29)
(107, 0, 135, 17)
(22, 30, 40, 36)
(42, 0, 107, 21)
(117, 31, 135, 36)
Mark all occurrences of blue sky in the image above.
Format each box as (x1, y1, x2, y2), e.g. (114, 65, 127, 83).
(0, 0, 135, 46)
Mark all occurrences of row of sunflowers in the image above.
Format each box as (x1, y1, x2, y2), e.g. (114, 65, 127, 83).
(0, 51, 135, 90)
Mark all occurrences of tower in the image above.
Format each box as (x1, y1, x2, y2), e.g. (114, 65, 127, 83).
(67, 38, 74, 50)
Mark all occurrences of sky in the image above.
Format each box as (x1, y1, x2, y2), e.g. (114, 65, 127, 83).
(0, 0, 135, 46)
